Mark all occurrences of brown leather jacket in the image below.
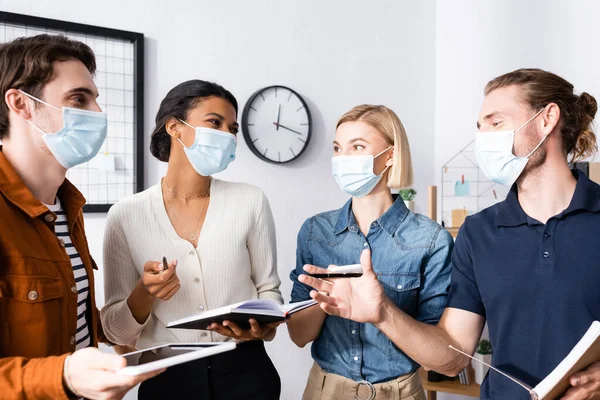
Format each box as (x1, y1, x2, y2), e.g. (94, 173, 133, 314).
(0, 151, 104, 399)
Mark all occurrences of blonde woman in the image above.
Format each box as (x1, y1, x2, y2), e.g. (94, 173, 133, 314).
(288, 105, 453, 400)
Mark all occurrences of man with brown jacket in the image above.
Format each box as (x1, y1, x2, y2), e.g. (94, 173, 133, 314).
(0, 34, 159, 400)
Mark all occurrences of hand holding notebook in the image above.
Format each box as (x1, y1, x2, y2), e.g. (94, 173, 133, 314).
(450, 320, 600, 400)
(167, 298, 317, 331)
(206, 319, 284, 341)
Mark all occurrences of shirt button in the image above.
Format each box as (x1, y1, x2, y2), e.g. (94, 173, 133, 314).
(351, 329, 356, 335)
(350, 226, 356, 232)
(71, 285, 77, 294)
(363, 242, 368, 247)
(194, 277, 200, 283)
(544, 233, 551, 238)
(69, 336, 75, 346)
(45, 214, 55, 222)
(353, 356, 359, 361)
(189, 250, 195, 255)
(201, 332, 208, 337)
(27, 290, 39, 301)
(543, 251, 550, 258)
(397, 284, 403, 290)
(198, 305, 205, 311)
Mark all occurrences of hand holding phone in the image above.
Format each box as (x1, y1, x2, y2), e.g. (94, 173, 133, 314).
(307, 264, 363, 278)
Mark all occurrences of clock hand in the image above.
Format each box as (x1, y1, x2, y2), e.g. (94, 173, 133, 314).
(272, 122, 303, 135)
(276, 104, 281, 131)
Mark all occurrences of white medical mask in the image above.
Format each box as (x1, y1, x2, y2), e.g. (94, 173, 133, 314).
(332, 146, 392, 197)
(475, 108, 547, 186)
(20, 90, 107, 169)
(177, 119, 237, 176)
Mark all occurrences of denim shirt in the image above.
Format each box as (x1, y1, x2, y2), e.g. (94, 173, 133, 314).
(290, 196, 453, 383)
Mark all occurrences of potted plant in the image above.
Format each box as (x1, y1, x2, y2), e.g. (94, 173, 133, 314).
(399, 188, 416, 212)
(473, 339, 492, 384)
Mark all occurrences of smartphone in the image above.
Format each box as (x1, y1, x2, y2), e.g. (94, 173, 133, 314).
(307, 264, 363, 279)
(308, 272, 363, 278)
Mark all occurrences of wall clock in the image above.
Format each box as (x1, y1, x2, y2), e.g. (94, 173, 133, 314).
(241, 85, 312, 164)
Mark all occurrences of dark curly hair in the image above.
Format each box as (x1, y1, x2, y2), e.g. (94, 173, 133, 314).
(150, 80, 238, 162)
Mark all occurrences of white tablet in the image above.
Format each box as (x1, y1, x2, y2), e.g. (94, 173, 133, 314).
(117, 342, 237, 376)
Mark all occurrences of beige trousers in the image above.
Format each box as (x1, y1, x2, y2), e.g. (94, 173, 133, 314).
(302, 362, 426, 400)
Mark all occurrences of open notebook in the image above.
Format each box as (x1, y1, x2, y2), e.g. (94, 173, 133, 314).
(167, 299, 317, 330)
(450, 320, 600, 400)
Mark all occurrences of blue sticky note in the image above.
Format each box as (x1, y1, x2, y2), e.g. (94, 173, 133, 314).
(454, 180, 470, 196)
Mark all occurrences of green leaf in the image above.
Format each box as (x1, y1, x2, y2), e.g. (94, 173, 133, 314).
(399, 188, 417, 201)
(476, 339, 492, 355)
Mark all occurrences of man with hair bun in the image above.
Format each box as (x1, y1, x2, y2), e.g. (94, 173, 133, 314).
(301, 68, 600, 400)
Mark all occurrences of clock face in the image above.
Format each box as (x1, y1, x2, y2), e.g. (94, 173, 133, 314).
(241, 85, 312, 164)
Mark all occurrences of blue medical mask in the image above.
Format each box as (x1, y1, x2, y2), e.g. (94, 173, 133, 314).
(475, 108, 547, 187)
(177, 119, 237, 176)
(332, 146, 392, 198)
(20, 90, 107, 169)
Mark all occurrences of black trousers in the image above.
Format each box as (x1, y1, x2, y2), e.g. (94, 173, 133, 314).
(137, 340, 281, 400)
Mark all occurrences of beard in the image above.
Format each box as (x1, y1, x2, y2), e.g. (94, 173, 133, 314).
(515, 124, 547, 184)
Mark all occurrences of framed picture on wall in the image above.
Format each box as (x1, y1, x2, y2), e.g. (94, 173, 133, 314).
(0, 11, 144, 213)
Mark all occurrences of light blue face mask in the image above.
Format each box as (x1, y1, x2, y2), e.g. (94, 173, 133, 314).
(331, 146, 392, 198)
(20, 90, 107, 169)
(177, 119, 237, 176)
(475, 107, 546, 186)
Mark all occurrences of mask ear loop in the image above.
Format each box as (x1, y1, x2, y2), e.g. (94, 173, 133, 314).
(19, 90, 63, 136)
(374, 146, 393, 177)
(176, 118, 196, 148)
(525, 133, 550, 159)
(377, 165, 391, 178)
(514, 107, 548, 159)
(18, 89, 62, 112)
(374, 145, 393, 159)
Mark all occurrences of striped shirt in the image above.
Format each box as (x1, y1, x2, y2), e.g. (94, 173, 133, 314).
(45, 198, 91, 349)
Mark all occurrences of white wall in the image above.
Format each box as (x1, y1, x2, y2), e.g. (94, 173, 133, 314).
(434, 0, 600, 218)
(0, 1, 439, 398)
(10, 0, 598, 398)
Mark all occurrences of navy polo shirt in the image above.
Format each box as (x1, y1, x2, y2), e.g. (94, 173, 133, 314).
(447, 170, 600, 400)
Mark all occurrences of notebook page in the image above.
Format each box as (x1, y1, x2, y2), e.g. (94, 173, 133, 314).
(533, 321, 600, 399)
(235, 299, 282, 311)
(281, 299, 318, 314)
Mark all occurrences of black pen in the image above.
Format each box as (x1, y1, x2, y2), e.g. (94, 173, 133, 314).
(162, 256, 168, 271)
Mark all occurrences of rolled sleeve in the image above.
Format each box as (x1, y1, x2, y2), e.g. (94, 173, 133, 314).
(290, 218, 313, 303)
(416, 228, 454, 325)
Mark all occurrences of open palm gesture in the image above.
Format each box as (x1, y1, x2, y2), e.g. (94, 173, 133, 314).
(298, 250, 389, 324)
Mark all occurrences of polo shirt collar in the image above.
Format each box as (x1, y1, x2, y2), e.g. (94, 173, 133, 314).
(495, 169, 600, 227)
